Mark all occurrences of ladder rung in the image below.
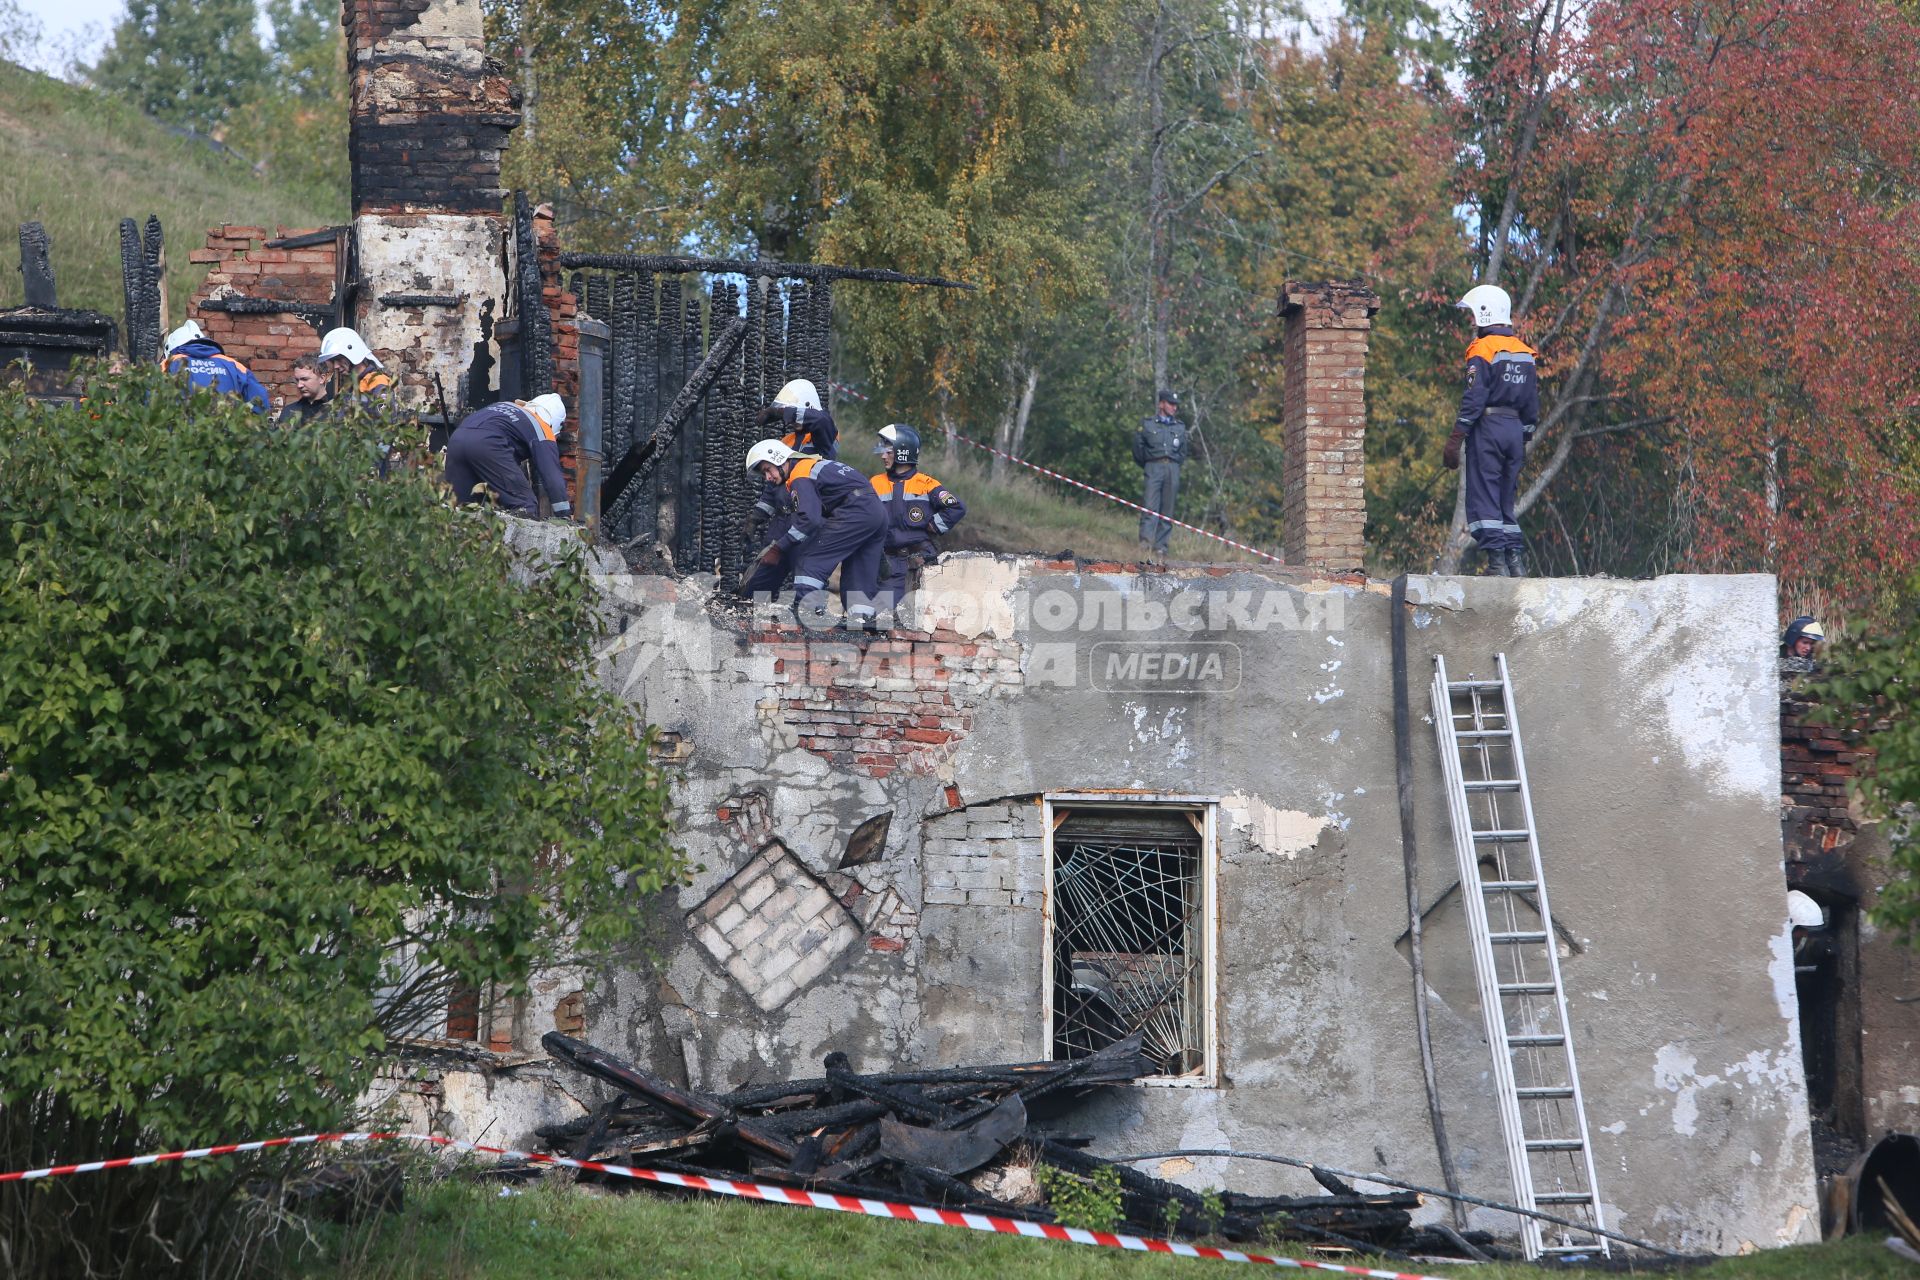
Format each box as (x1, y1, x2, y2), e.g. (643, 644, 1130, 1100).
(1508, 1034, 1565, 1047)
(1471, 829, 1532, 842)
(1534, 1193, 1594, 1205)
(1454, 729, 1512, 739)
(1516, 1086, 1576, 1099)
(1525, 1139, 1588, 1152)
(1489, 931, 1548, 944)
(1450, 679, 1505, 691)
(1462, 779, 1522, 791)
(1482, 880, 1539, 891)
(1500, 982, 1559, 995)
(1539, 1244, 1603, 1255)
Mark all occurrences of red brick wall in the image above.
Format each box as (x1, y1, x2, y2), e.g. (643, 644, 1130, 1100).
(753, 623, 1023, 779)
(532, 204, 583, 503)
(1279, 280, 1378, 571)
(186, 225, 341, 407)
(1780, 689, 1872, 864)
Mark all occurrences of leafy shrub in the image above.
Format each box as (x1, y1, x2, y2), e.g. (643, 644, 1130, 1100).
(1034, 1163, 1123, 1234)
(1818, 593, 1920, 947)
(0, 369, 681, 1275)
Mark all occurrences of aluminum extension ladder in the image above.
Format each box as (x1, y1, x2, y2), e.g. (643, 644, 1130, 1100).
(1430, 653, 1609, 1260)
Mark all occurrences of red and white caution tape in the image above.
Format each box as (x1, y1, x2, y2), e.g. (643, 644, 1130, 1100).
(941, 429, 1285, 565)
(0, 1131, 1453, 1280)
(819, 384, 1279, 564)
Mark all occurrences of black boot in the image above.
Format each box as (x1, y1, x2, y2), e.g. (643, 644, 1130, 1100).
(1505, 546, 1529, 578)
(1482, 547, 1512, 577)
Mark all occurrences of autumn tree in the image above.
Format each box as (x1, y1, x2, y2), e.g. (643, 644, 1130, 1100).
(1210, 22, 1464, 559)
(1446, 0, 1920, 596)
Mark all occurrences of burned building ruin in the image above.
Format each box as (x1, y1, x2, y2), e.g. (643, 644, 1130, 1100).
(4, 0, 1916, 1257)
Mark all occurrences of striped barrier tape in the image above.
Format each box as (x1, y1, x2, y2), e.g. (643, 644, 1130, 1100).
(940, 429, 1285, 566)
(818, 384, 1280, 564)
(0, 1131, 1455, 1280)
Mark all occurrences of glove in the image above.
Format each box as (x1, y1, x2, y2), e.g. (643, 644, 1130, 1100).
(757, 404, 786, 426)
(755, 544, 784, 567)
(1443, 428, 1466, 471)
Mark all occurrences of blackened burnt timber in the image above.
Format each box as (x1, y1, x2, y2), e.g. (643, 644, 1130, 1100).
(558, 252, 976, 290)
(534, 1033, 1459, 1257)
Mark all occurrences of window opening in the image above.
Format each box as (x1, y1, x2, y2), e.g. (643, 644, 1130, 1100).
(1049, 805, 1210, 1079)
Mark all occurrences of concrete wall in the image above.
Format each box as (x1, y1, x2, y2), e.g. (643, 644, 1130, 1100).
(400, 550, 1818, 1253)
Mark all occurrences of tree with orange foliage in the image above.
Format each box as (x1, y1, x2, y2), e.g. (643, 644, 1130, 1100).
(1449, 0, 1920, 606)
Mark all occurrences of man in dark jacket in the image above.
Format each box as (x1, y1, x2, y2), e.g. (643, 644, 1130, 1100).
(746, 438, 886, 629)
(1444, 284, 1540, 577)
(869, 423, 965, 614)
(444, 393, 572, 520)
(1133, 389, 1188, 559)
(162, 321, 270, 414)
(276, 355, 333, 426)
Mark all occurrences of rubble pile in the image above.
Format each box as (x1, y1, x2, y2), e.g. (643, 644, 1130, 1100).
(536, 1032, 1490, 1258)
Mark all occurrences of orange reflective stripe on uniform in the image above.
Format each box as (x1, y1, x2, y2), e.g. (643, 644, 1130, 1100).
(1465, 334, 1538, 363)
(786, 456, 822, 487)
(903, 473, 943, 496)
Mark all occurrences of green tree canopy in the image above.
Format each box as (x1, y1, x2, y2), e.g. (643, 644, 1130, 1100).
(92, 0, 267, 134)
(0, 371, 680, 1273)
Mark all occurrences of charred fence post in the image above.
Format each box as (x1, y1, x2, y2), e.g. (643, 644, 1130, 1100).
(19, 222, 56, 309)
(118, 218, 164, 361)
(676, 280, 704, 565)
(514, 193, 553, 396)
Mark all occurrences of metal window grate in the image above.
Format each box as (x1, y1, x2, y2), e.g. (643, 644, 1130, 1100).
(1051, 810, 1206, 1078)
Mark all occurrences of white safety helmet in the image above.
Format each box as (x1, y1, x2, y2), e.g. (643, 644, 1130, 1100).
(772, 378, 822, 413)
(164, 320, 206, 355)
(745, 438, 798, 476)
(1456, 284, 1513, 328)
(525, 393, 567, 433)
(318, 326, 382, 368)
(1787, 889, 1826, 930)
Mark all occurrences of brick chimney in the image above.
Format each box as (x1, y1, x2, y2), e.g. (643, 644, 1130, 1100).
(345, 0, 520, 409)
(1279, 280, 1379, 572)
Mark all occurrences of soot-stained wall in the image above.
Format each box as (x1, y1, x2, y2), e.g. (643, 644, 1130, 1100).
(377, 545, 1818, 1254)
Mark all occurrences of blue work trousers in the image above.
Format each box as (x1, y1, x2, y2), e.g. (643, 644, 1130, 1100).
(793, 506, 888, 619)
(1464, 414, 1526, 552)
(446, 432, 537, 516)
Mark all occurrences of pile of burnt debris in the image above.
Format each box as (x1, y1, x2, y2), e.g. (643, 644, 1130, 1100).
(534, 1032, 1504, 1262)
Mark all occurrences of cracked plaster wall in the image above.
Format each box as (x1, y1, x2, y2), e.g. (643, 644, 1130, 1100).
(432, 545, 1817, 1254)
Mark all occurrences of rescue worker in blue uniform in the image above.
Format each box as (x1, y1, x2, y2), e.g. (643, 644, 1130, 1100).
(444, 393, 572, 520)
(1443, 284, 1540, 577)
(743, 379, 839, 598)
(162, 321, 270, 414)
(746, 438, 886, 629)
(869, 424, 965, 614)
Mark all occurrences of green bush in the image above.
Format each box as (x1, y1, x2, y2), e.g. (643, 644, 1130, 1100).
(1035, 1163, 1124, 1234)
(0, 369, 681, 1275)
(1818, 589, 1920, 947)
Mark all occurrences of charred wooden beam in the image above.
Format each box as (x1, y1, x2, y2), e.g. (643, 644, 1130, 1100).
(601, 317, 747, 514)
(558, 252, 974, 290)
(541, 1031, 797, 1164)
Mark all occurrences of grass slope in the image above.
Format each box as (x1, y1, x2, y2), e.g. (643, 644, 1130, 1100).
(302, 1181, 1912, 1280)
(842, 424, 1270, 565)
(0, 60, 345, 323)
